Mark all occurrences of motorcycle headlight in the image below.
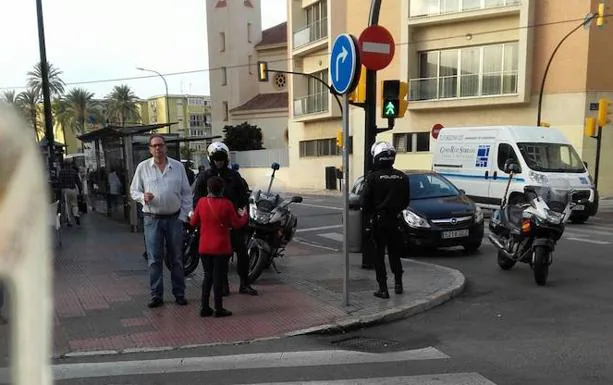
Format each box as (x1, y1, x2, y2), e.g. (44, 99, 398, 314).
(529, 171, 549, 184)
(544, 209, 564, 224)
(402, 209, 430, 229)
(249, 203, 257, 218)
(249, 203, 271, 223)
(474, 206, 484, 223)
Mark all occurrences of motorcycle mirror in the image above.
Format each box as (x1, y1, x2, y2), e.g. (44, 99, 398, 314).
(459, 189, 466, 195)
(271, 162, 280, 171)
(504, 162, 521, 174)
(291, 196, 303, 203)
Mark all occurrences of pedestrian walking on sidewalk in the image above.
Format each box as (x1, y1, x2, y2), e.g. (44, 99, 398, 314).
(193, 142, 258, 296)
(58, 158, 83, 227)
(130, 134, 193, 309)
(190, 176, 248, 317)
(361, 141, 410, 299)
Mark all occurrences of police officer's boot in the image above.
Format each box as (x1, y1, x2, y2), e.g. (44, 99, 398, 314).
(394, 277, 403, 295)
(374, 282, 390, 299)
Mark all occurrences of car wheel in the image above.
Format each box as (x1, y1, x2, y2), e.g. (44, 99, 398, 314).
(570, 214, 589, 224)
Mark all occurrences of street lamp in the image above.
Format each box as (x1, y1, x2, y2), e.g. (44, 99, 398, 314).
(136, 67, 171, 131)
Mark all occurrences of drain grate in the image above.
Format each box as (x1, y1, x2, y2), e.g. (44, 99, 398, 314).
(331, 336, 401, 353)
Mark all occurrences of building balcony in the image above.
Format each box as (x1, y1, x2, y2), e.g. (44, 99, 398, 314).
(410, 0, 521, 18)
(408, 72, 519, 102)
(293, 92, 329, 117)
(293, 18, 328, 52)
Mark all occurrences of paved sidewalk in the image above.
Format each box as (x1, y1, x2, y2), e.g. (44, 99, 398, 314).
(0, 213, 464, 358)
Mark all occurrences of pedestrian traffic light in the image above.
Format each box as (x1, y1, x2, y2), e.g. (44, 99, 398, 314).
(597, 98, 611, 127)
(585, 116, 597, 137)
(381, 80, 408, 119)
(336, 130, 343, 148)
(257, 61, 269, 82)
(596, 2, 607, 27)
(348, 66, 366, 104)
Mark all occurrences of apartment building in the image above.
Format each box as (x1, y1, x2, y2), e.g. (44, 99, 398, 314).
(206, 0, 289, 150)
(287, 0, 613, 196)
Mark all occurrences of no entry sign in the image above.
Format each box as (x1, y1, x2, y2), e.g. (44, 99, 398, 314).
(358, 25, 395, 71)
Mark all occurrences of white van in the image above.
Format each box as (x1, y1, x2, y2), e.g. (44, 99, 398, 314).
(431, 125, 598, 223)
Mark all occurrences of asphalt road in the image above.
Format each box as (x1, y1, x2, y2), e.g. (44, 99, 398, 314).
(24, 195, 613, 384)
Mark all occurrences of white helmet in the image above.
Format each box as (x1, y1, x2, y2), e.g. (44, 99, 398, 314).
(207, 141, 230, 164)
(371, 141, 396, 167)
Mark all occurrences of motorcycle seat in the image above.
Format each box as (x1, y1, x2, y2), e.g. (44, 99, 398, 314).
(504, 204, 525, 227)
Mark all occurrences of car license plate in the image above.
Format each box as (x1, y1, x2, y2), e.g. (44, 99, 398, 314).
(572, 204, 585, 211)
(441, 229, 469, 239)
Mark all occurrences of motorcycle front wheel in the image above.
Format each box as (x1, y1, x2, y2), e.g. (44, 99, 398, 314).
(247, 244, 269, 284)
(532, 246, 550, 286)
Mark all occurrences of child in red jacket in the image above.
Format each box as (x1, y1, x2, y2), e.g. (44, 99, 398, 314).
(190, 176, 248, 317)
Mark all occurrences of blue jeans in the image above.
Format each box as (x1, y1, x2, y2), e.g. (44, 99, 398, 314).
(143, 215, 185, 300)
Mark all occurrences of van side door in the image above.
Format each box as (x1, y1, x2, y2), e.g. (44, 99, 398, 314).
(489, 142, 522, 205)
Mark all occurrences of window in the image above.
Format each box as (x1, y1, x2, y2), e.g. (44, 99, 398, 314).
(247, 22, 252, 43)
(220, 32, 226, 52)
(221, 67, 227, 86)
(295, 69, 329, 116)
(222, 101, 229, 121)
(190, 113, 205, 127)
(393, 132, 430, 153)
(188, 97, 204, 106)
(299, 137, 353, 157)
(412, 42, 519, 101)
(410, 0, 520, 17)
(497, 143, 519, 171)
(248, 55, 253, 74)
(517, 143, 585, 173)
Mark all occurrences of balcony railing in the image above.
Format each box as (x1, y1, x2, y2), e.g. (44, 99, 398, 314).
(293, 92, 328, 116)
(293, 18, 328, 49)
(410, 0, 520, 18)
(409, 72, 519, 101)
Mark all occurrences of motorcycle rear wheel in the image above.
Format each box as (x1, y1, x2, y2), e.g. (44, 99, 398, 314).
(497, 250, 516, 270)
(163, 238, 200, 277)
(533, 246, 550, 286)
(247, 245, 269, 284)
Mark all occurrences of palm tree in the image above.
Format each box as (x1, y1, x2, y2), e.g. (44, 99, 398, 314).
(27, 61, 66, 98)
(105, 84, 140, 126)
(1, 90, 17, 105)
(16, 88, 41, 137)
(61, 88, 99, 135)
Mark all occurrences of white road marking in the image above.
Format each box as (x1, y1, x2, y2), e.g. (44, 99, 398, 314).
(296, 203, 343, 211)
(564, 237, 610, 245)
(294, 238, 340, 252)
(0, 348, 449, 381)
(318, 232, 344, 242)
(250, 373, 497, 385)
(296, 225, 343, 233)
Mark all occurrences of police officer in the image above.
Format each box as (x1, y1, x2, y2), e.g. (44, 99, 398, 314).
(361, 141, 409, 299)
(193, 142, 258, 296)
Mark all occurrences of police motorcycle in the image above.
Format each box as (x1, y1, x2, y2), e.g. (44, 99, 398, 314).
(488, 160, 575, 286)
(246, 162, 302, 283)
(162, 222, 201, 276)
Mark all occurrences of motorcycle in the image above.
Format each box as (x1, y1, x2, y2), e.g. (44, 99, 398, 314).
(246, 162, 302, 283)
(164, 222, 200, 276)
(488, 161, 575, 286)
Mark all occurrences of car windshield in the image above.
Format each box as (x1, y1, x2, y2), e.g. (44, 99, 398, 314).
(408, 174, 460, 200)
(517, 142, 585, 173)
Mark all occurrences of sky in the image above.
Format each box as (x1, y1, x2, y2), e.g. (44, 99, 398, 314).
(0, 0, 287, 99)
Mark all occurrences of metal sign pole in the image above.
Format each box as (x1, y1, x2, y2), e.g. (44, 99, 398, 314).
(342, 94, 350, 307)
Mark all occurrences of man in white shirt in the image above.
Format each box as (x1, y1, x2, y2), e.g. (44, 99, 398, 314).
(130, 134, 193, 308)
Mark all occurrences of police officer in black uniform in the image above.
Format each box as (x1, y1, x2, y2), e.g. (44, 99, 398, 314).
(361, 141, 410, 299)
(193, 142, 258, 296)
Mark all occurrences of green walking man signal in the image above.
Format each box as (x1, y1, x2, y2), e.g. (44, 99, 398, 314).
(381, 80, 408, 119)
(384, 101, 396, 117)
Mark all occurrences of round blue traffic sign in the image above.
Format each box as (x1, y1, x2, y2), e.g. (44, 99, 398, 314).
(329, 33, 360, 95)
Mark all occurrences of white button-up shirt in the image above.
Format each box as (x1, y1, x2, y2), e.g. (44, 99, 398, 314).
(130, 157, 193, 222)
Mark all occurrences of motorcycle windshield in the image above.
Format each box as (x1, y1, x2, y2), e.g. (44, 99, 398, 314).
(525, 184, 571, 213)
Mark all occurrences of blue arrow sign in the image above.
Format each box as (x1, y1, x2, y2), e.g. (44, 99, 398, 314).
(330, 34, 359, 95)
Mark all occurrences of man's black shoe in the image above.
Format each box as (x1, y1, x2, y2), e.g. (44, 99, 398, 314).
(373, 290, 390, 299)
(222, 285, 230, 297)
(214, 308, 232, 317)
(200, 307, 214, 317)
(239, 285, 258, 296)
(147, 298, 163, 308)
(395, 283, 403, 294)
(175, 297, 188, 306)
(76, 217, 80, 225)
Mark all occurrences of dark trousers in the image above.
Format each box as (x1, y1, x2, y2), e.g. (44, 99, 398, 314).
(201, 255, 228, 310)
(227, 227, 249, 286)
(372, 215, 404, 290)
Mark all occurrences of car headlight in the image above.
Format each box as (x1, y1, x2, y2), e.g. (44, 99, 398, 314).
(529, 171, 549, 184)
(402, 209, 430, 229)
(474, 206, 484, 223)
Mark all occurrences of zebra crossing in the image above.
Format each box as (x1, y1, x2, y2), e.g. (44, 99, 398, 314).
(16, 346, 500, 384)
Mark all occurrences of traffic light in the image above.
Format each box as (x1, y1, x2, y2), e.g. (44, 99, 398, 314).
(336, 130, 343, 148)
(257, 61, 269, 82)
(381, 80, 408, 119)
(348, 66, 366, 104)
(597, 98, 611, 127)
(585, 116, 597, 137)
(597, 2, 607, 27)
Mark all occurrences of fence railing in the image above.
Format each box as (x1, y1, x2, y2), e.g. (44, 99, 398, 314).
(293, 92, 329, 116)
(293, 18, 328, 49)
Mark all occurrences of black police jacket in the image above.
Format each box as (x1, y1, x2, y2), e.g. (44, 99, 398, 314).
(361, 167, 410, 217)
(193, 166, 250, 209)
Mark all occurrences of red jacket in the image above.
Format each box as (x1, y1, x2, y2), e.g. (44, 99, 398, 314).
(190, 196, 248, 256)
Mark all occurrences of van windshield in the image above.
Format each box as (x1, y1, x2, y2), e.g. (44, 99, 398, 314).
(517, 142, 585, 173)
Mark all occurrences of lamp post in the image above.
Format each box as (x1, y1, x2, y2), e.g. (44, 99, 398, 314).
(136, 67, 171, 131)
(36, 0, 55, 171)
